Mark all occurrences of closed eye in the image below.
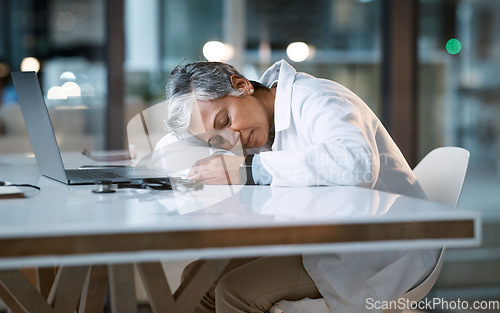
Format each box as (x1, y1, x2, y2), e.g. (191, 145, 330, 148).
(213, 110, 231, 130)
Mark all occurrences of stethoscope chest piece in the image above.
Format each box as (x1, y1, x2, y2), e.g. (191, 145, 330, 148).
(92, 180, 115, 193)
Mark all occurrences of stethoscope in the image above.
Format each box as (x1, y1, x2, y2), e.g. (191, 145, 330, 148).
(92, 178, 202, 193)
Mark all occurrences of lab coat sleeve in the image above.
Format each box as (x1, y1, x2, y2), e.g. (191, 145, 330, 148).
(259, 91, 380, 187)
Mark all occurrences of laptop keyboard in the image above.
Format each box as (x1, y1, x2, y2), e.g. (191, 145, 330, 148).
(66, 169, 125, 180)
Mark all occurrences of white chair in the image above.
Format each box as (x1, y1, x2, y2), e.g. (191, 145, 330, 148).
(269, 146, 470, 313)
(413, 147, 470, 207)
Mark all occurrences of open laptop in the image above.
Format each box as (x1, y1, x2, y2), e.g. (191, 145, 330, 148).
(11, 71, 168, 185)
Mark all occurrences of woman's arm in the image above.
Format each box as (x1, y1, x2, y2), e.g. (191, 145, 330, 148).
(259, 92, 380, 187)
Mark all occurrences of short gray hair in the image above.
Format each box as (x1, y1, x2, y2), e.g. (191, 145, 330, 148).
(164, 61, 246, 139)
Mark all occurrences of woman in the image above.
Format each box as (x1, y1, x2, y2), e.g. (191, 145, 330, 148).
(164, 60, 439, 313)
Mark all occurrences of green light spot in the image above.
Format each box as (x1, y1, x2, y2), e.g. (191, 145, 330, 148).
(446, 39, 462, 54)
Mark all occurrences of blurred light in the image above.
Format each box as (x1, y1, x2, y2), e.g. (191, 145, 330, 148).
(286, 42, 310, 62)
(20, 57, 40, 72)
(446, 38, 462, 55)
(203, 41, 234, 62)
(62, 82, 81, 97)
(80, 83, 95, 97)
(224, 44, 235, 61)
(55, 12, 76, 31)
(60, 71, 76, 81)
(47, 86, 67, 100)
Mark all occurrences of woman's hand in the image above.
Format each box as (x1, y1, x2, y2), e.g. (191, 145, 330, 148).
(187, 154, 245, 185)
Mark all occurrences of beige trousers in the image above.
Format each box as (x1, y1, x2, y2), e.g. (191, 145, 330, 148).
(188, 255, 322, 313)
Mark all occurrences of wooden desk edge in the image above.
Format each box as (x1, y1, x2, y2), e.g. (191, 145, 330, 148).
(0, 220, 475, 259)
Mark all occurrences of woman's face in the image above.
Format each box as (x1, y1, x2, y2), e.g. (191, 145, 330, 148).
(194, 94, 272, 150)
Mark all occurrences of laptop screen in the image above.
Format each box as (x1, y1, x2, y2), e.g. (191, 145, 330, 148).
(11, 71, 68, 182)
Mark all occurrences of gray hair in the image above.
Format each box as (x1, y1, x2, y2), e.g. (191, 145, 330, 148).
(164, 61, 246, 139)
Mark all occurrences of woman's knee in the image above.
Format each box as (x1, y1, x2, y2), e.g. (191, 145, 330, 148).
(215, 271, 248, 312)
(214, 256, 320, 313)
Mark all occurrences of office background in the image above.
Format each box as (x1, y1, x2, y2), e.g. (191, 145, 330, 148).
(0, 0, 499, 310)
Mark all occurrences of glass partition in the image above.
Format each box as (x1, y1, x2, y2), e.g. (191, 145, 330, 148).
(0, 0, 107, 154)
(418, 0, 500, 213)
(417, 0, 500, 302)
(124, 0, 383, 117)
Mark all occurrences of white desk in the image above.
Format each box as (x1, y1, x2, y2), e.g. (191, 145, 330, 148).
(0, 153, 481, 313)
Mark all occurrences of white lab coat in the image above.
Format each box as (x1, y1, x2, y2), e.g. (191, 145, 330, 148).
(258, 60, 439, 313)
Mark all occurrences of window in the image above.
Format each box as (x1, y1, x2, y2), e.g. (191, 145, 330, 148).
(0, 0, 108, 153)
(125, 0, 383, 115)
(418, 0, 500, 214)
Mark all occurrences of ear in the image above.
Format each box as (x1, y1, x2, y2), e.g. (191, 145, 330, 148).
(229, 75, 252, 93)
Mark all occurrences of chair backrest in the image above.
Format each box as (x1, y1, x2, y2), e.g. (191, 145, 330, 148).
(390, 147, 471, 308)
(413, 147, 470, 207)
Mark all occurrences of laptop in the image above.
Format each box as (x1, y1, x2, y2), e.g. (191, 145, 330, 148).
(11, 71, 168, 185)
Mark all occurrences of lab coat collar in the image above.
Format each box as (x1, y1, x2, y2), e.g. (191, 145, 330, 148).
(259, 59, 296, 132)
